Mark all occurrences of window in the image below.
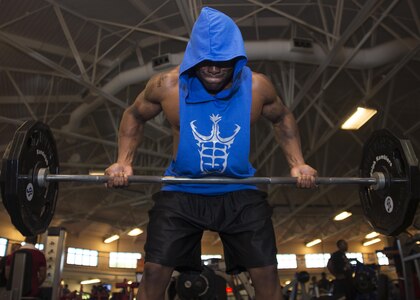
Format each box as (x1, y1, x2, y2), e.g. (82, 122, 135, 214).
(66, 247, 98, 267)
(0, 238, 7, 257)
(109, 252, 141, 268)
(305, 253, 331, 268)
(376, 251, 389, 266)
(201, 254, 222, 265)
(201, 254, 222, 260)
(346, 252, 364, 265)
(276, 254, 298, 269)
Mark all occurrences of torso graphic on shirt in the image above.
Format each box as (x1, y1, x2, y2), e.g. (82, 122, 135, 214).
(190, 114, 240, 174)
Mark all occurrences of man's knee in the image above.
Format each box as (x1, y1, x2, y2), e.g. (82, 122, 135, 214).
(249, 264, 279, 282)
(142, 262, 174, 284)
(248, 265, 282, 297)
(137, 263, 174, 299)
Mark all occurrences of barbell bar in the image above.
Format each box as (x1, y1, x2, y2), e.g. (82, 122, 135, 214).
(1, 121, 420, 237)
(29, 168, 403, 189)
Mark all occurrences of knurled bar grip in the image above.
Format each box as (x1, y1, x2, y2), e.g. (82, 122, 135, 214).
(35, 168, 406, 190)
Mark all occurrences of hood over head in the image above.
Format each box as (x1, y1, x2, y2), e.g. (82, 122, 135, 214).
(179, 7, 248, 101)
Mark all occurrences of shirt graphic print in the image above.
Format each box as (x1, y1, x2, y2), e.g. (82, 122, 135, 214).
(190, 114, 241, 174)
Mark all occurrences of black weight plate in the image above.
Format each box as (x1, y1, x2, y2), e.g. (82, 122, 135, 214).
(177, 273, 209, 299)
(1, 121, 59, 236)
(176, 267, 216, 300)
(360, 129, 420, 236)
(1, 142, 17, 224)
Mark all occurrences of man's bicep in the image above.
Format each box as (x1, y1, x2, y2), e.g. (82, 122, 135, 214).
(262, 96, 288, 124)
(129, 73, 164, 122)
(256, 73, 288, 123)
(131, 90, 162, 122)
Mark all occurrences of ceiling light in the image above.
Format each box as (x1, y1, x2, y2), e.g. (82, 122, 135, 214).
(104, 234, 120, 244)
(306, 238, 322, 247)
(363, 238, 381, 246)
(341, 107, 377, 130)
(80, 279, 101, 285)
(127, 228, 143, 236)
(333, 211, 352, 221)
(365, 231, 380, 239)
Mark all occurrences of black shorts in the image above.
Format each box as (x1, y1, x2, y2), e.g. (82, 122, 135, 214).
(144, 189, 277, 274)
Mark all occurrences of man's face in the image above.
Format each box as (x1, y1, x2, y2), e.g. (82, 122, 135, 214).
(195, 60, 235, 93)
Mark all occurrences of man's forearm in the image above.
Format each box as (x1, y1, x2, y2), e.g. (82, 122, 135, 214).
(273, 111, 305, 168)
(117, 109, 144, 165)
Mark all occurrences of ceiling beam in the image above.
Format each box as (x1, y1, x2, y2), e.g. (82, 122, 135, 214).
(127, 0, 173, 33)
(0, 32, 113, 67)
(53, 3, 89, 82)
(291, 0, 386, 111)
(246, 0, 336, 39)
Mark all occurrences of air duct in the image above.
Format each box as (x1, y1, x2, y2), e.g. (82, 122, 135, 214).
(61, 53, 184, 132)
(245, 38, 419, 69)
(62, 38, 419, 133)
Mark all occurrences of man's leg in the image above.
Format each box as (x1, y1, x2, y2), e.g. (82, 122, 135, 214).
(137, 262, 174, 300)
(248, 264, 283, 300)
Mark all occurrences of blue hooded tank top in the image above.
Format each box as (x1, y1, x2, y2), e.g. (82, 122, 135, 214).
(162, 7, 256, 195)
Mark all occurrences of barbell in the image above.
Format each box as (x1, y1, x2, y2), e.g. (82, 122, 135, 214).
(0, 121, 419, 237)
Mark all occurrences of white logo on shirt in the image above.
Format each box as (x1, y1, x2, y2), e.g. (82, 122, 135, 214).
(190, 114, 240, 174)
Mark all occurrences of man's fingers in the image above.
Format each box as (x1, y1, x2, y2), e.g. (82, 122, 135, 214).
(105, 174, 114, 188)
(297, 174, 317, 188)
(105, 172, 129, 188)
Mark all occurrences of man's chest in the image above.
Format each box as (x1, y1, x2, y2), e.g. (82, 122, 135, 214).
(160, 90, 264, 128)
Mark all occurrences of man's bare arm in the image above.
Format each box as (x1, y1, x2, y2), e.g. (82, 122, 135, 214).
(117, 75, 164, 165)
(257, 74, 305, 168)
(105, 73, 166, 187)
(256, 73, 317, 188)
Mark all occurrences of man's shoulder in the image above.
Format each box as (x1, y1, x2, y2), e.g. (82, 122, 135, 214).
(251, 71, 278, 104)
(251, 71, 275, 91)
(330, 251, 342, 260)
(331, 250, 340, 256)
(145, 67, 179, 101)
(163, 66, 180, 79)
(151, 67, 179, 89)
(251, 71, 268, 83)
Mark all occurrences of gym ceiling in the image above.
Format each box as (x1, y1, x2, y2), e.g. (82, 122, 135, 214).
(0, 0, 419, 250)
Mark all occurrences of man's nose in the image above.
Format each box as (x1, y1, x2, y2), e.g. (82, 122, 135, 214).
(208, 65, 221, 74)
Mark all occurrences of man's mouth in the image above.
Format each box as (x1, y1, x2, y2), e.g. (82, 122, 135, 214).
(204, 75, 223, 82)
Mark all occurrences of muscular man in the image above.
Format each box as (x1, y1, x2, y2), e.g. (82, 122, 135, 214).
(106, 7, 317, 300)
